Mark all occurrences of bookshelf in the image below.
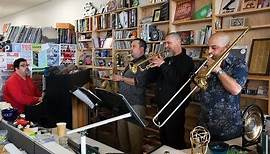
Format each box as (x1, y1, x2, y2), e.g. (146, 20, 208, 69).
(212, 0, 270, 114)
(73, 0, 270, 151)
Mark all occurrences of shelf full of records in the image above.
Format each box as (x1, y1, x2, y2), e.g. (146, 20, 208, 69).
(114, 29, 137, 39)
(76, 17, 93, 32)
(112, 8, 137, 29)
(114, 40, 131, 49)
(4, 25, 76, 44)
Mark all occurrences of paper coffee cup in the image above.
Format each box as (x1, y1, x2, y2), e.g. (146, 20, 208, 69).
(56, 122, 66, 137)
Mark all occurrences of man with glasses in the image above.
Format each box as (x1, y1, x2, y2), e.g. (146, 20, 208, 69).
(3, 58, 43, 113)
(198, 32, 248, 141)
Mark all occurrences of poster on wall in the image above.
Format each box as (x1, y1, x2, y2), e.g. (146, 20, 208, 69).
(42, 43, 60, 66)
(60, 44, 76, 65)
(6, 52, 19, 70)
(33, 44, 47, 69)
(21, 43, 32, 52)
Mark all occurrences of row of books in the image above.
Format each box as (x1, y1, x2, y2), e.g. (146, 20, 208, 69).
(93, 37, 113, 48)
(146, 43, 166, 55)
(76, 17, 93, 32)
(114, 40, 131, 49)
(177, 25, 212, 45)
(4, 26, 76, 44)
(57, 29, 76, 44)
(114, 30, 136, 39)
(5, 26, 42, 43)
(107, 0, 138, 12)
(112, 9, 137, 29)
(95, 14, 111, 30)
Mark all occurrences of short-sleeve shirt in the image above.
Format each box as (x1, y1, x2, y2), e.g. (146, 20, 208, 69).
(119, 55, 148, 106)
(199, 53, 248, 141)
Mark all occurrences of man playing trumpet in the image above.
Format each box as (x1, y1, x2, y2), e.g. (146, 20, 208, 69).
(198, 32, 248, 141)
(112, 38, 148, 154)
(148, 32, 194, 149)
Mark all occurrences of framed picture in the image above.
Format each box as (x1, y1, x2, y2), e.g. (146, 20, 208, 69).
(248, 38, 270, 75)
(240, 0, 259, 11)
(152, 9, 161, 22)
(229, 17, 246, 28)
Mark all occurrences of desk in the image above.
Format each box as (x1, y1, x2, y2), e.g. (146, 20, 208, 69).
(151, 138, 242, 154)
(0, 119, 122, 154)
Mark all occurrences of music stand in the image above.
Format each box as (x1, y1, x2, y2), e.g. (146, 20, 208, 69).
(71, 87, 101, 109)
(67, 88, 146, 154)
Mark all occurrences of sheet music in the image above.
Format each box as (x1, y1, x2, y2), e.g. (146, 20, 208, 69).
(72, 88, 100, 109)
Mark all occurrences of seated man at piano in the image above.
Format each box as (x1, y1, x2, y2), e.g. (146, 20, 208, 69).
(3, 58, 43, 113)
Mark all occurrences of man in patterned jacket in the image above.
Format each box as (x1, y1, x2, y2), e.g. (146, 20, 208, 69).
(198, 32, 248, 141)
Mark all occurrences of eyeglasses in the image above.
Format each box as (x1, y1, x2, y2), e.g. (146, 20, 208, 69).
(19, 64, 29, 67)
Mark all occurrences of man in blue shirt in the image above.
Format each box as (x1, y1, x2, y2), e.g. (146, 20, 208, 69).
(198, 32, 248, 141)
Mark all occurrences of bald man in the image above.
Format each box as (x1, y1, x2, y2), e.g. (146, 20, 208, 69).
(148, 32, 194, 149)
(198, 32, 248, 141)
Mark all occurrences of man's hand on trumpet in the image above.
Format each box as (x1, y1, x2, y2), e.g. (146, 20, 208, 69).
(149, 54, 165, 68)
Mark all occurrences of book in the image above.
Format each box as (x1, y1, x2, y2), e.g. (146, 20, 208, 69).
(220, 0, 241, 14)
(174, 0, 194, 21)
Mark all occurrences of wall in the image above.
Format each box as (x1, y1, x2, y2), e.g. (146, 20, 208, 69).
(0, 0, 108, 33)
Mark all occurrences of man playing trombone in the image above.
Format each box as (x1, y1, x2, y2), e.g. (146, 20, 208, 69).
(148, 32, 194, 149)
(112, 38, 148, 154)
(198, 32, 248, 141)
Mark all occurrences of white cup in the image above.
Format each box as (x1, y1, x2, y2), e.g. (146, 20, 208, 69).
(56, 122, 66, 137)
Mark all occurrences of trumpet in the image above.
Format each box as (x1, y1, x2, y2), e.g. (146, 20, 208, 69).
(129, 50, 169, 74)
(152, 28, 250, 128)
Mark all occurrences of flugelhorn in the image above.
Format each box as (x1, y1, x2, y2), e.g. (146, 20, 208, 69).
(152, 28, 250, 128)
(129, 50, 169, 74)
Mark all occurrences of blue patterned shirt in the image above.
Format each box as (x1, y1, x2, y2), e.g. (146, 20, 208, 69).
(199, 53, 248, 141)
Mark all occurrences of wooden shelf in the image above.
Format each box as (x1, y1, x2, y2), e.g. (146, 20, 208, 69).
(77, 65, 94, 68)
(93, 66, 112, 70)
(139, 1, 166, 8)
(94, 48, 112, 50)
(114, 27, 137, 31)
(95, 57, 113, 59)
(172, 18, 211, 25)
(113, 6, 138, 13)
(77, 31, 92, 34)
(248, 75, 270, 81)
(79, 48, 93, 51)
(96, 28, 112, 32)
(141, 20, 169, 25)
(78, 39, 92, 42)
(94, 12, 110, 17)
(182, 44, 208, 48)
(114, 48, 131, 51)
(147, 40, 165, 44)
(216, 25, 270, 32)
(241, 94, 269, 100)
(115, 38, 134, 41)
(216, 7, 270, 17)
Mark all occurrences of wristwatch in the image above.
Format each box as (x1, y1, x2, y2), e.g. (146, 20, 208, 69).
(216, 69, 225, 76)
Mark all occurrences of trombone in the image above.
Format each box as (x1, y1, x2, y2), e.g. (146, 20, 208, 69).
(152, 28, 250, 128)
